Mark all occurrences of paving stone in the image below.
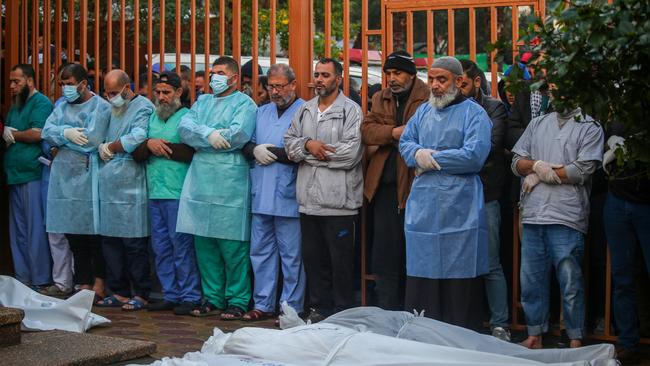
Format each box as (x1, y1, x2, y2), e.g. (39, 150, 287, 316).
(0, 307, 24, 347)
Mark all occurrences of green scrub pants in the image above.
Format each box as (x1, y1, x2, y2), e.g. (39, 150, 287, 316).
(194, 236, 251, 310)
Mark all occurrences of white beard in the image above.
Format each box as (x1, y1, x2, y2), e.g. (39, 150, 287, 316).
(429, 84, 459, 109)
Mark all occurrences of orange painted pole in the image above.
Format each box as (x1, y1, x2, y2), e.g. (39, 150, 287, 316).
(134, 0, 140, 91)
(233, 0, 241, 89)
(324, 0, 331, 58)
(176, 0, 181, 72)
(270, 0, 276, 65)
(490, 6, 498, 97)
(55, 0, 62, 99)
(120, 0, 126, 70)
(288, 0, 313, 100)
(107, 0, 113, 71)
(252, 0, 259, 101)
(219, 0, 225, 56)
(342, 0, 350, 96)
(427, 10, 434, 67)
(160, 0, 165, 72)
(469, 7, 476, 62)
(406, 11, 414, 55)
(94, 0, 100, 93)
(447, 9, 455, 57)
(147, 0, 153, 99)
(32, 0, 39, 89)
(44, 0, 52, 96)
(80, 0, 88, 69)
(68, 0, 74, 62)
(190, 0, 196, 98)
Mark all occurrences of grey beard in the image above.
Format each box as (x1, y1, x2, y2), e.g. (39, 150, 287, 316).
(155, 98, 181, 120)
(429, 84, 459, 109)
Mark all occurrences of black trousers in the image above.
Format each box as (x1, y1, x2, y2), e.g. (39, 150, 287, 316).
(405, 276, 483, 330)
(66, 234, 106, 286)
(371, 183, 406, 310)
(102, 236, 152, 299)
(300, 213, 356, 315)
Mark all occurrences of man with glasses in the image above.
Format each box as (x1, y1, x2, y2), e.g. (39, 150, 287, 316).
(240, 63, 306, 321)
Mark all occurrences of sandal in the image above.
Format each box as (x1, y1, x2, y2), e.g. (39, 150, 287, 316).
(122, 298, 147, 311)
(190, 302, 223, 317)
(242, 309, 274, 322)
(95, 295, 127, 308)
(220, 306, 246, 321)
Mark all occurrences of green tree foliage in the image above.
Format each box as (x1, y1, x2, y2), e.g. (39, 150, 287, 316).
(498, 0, 649, 177)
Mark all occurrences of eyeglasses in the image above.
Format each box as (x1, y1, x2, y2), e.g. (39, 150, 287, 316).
(266, 82, 291, 92)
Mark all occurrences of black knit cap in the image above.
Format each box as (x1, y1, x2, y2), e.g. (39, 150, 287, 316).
(157, 71, 182, 89)
(383, 50, 417, 75)
(241, 60, 263, 78)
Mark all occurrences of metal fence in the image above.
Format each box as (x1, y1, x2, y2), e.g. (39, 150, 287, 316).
(1, 0, 647, 345)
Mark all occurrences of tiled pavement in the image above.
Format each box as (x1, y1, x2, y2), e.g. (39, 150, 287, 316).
(89, 306, 276, 360)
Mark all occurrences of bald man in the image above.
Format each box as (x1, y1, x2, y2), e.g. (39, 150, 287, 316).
(95, 69, 154, 311)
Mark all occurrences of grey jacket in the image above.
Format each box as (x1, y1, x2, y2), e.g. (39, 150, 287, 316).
(284, 92, 364, 216)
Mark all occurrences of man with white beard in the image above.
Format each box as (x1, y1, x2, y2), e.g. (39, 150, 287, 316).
(399, 56, 492, 330)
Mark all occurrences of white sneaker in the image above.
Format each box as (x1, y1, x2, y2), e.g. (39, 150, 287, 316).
(491, 326, 511, 342)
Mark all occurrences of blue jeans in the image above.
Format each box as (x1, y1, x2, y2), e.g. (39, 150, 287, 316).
(603, 192, 650, 351)
(520, 224, 585, 339)
(484, 200, 509, 328)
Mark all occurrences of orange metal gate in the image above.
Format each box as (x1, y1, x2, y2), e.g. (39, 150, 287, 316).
(1, 0, 647, 346)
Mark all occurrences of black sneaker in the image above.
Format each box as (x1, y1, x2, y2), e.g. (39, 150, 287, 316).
(173, 301, 198, 315)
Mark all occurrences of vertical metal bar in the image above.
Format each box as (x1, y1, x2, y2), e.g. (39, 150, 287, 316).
(107, 0, 113, 71)
(490, 6, 497, 97)
(159, 0, 165, 72)
(120, 0, 125, 70)
(55, 0, 62, 99)
(447, 8, 455, 57)
(359, 0, 369, 306)
(233, 0, 241, 87)
(426, 10, 433, 67)
(252, 0, 259, 102)
(469, 7, 476, 62)
(32, 0, 39, 89)
(324, 0, 331, 58)
(219, 0, 225, 56)
(270, 0, 276, 65)
(175, 0, 181, 72)
(406, 11, 413, 56)
(44, 0, 52, 97)
(190, 0, 196, 99)
(386, 11, 393, 56)
(80, 0, 88, 69)
(5, 1, 21, 113)
(204, 0, 210, 95)
(134, 0, 140, 93)
(67, 0, 74, 62)
(288, 0, 312, 99)
(512, 206, 521, 329)
(147, 0, 153, 99)
(94, 0, 100, 93)
(22, 0, 28, 62)
(512, 6, 519, 64)
(342, 0, 349, 96)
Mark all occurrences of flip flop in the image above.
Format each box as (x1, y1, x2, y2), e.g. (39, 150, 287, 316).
(190, 302, 223, 317)
(220, 306, 246, 321)
(122, 298, 147, 311)
(95, 295, 127, 308)
(242, 309, 274, 322)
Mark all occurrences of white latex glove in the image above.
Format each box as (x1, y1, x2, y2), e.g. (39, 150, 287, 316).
(606, 135, 625, 152)
(253, 143, 278, 165)
(208, 130, 231, 150)
(602, 149, 615, 174)
(532, 160, 562, 184)
(98, 143, 115, 162)
(415, 149, 441, 171)
(2, 126, 17, 145)
(63, 127, 89, 146)
(522, 173, 541, 193)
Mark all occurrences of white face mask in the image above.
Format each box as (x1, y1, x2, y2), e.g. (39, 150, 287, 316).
(109, 86, 128, 108)
(62, 84, 81, 102)
(210, 74, 232, 95)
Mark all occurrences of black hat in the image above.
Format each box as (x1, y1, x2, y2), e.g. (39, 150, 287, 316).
(383, 51, 417, 75)
(241, 60, 263, 78)
(157, 71, 182, 89)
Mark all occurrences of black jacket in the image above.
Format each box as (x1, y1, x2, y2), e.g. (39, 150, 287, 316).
(505, 89, 531, 150)
(476, 93, 508, 202)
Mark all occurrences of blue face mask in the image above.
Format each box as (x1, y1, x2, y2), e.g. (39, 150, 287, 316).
(210, 74, 231, 95)
(62, 84, 81, 103)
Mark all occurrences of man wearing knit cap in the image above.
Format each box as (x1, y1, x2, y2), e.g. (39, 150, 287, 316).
(399, 56, 492, 329)
(362, 51, 430, 310)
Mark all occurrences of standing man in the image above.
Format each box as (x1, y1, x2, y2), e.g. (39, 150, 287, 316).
(458, 59, 510, 340)
(361, 51, 429, 310)
(241, 63, 306, 321)
(94, 69, 154, 311)
(42, 63, 111, 299)
(3, 64, 53, 290)
(285, 58, 363, 321)
(131, 71, 202, 315)
(399, 56, 492, 329)
(512, 107, 603, 349)
(177, 56, 257, 320)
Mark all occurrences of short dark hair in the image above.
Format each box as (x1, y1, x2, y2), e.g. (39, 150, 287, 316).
(11, 64, 36, 80)
(60, 63, 88, 83)
(212, 56, 239, 75)
(172, 65, 191, 80)
(459, 59, 483, 81)
(195, 70, 205, 78)
(317, 58, 343, 76)
(139, 72, 158, 88)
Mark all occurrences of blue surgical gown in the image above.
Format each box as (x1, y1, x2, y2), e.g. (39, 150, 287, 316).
(399, 99, 492, 279)
(99, 95, 154, 238)
(250, 99, 304, 218)
(176, 92, 257, 241)
(41, 95, 112, 235)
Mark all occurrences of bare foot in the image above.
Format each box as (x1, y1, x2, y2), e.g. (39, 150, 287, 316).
(122, 296, 148, 311)
(569, 339, 582, 348)
(520, 336, 543, 349)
